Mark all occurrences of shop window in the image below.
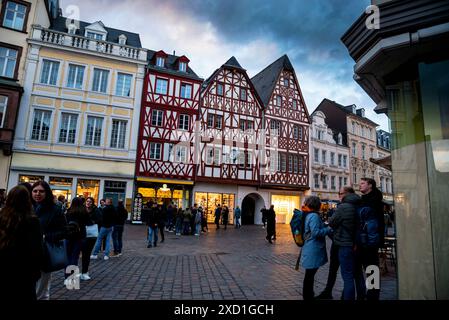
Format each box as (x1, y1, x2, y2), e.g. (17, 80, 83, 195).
(19, 174, 44, 184)
(104, 180, 127, 206)
(49, 177, 73, 203)
(76, 179, 100, 203)
(194, 192, 234, 224)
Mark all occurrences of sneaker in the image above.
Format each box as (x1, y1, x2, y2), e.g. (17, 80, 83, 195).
(90, 255, 98, 260)
(80, 273, 91, 281)
(110, 253, 120, 258)
(147, 244, 152, 248)
(103, 255, 109, 260)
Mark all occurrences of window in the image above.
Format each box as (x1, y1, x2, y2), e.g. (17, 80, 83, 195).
(0, 46, 17, 78)
(280, 153, 287, 172)
(276, 95, 282, 107)
(207, 113, 214, 128)
(156, 56, 165, 67)
(0, 96, 7, 128)
(314, 174, 320, 188)
(338, 154, 342, 167)
(352, 121, 355, 134)
(288, 155, 293, 173)
(115, 73, 132, 97)
(68, 24, 76, 34)
(66, 64, 85, 89)
(240, 120, 254, 131)
(149, 142, 161, 160)
(322, 175, 328, 189)
(175, 145, 187, 163)
(179, 114, 189, 130)
(330, 152, 335, 166)
(314, 148, 319, 163)
(322, 150, 326, 164)
(151, 110, 163, 127)
(292, 99, 297, 110)
(31, 109, 51, 141)
(86, 32, 103, 40)
(331, 176, 336, 190)
(361, 126, 365, 138)
(85, 116, 103, 146)
(316, 129, 324, 140)
(343, 155, 347, 168)
(216, 83, 224, 96)
(293, 155, 298, 174)
(352, 142, 356, 156)
(118, 35, 127, 45)
(352, 168, 357, 184)
(58, 113, 78, 144)
(40, 60, 59, 85)
(284, 78, 289, 87)
(380, 177, 384, 192)
(3, 1, 27, 31)
(155, 78, 168, 95)
(299, 156, 303, 174)
(240, 88, 247, 101)
(179, 62, 187, 72)
(344, 177, 348, 186)
(338, 133, 342, 145)
(362, 145, 366, 160)
(215, 115, 223, 129)
(270, 120, 281, 136)
(180, 83, 192, 99)
(293, 125, 299, 139)
(370, 148, 374, 158)
(92, 68, 109, 93)
(369, 129, 372, 140)
(206, 147, 213, 165)
(298, 126, 303, 140)
(339, 177, 343, 189)
(110, 119, 127, 149)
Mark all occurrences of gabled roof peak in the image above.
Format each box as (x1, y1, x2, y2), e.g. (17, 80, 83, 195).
(223, 56, 244, 70)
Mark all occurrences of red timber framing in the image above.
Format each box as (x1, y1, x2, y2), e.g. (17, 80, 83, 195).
(136, 54, 203, 181)
(252, 56, 310, 189)
(197, 57, 264, 185)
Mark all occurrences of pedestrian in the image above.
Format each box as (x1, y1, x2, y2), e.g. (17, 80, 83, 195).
(261, 207, 267, 228)
(183, 207, 192, 235)
(90, 198, 116, 260)
(159, 204, 166, 242)
(265, 205, 276, 244)
(80, 197, 101, 281)
(0, 185, 43, 300)
(300, 196, 332, 300)
(144, 202, 159, 247)
(167, 204, 174, 232)
(175, 206, 183, 236)
(359, 177, 384, 300)
(56, 195, 66, 213)
(32, 181, 67, 300)
(234, 206, 241, 229)
(64, 197, 88, 282)
(112, 200, 128, 256)
(214, 204, 221, 230)
(200, 206, 208, 233)
(194, 205, 202, 236)
(222, 205, 229, 230)
(190, 204, 198, 235)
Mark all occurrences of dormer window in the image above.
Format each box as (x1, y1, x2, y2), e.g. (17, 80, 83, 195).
(156, 56, 165, 67)
(284, 78, 289, 87)
(86, 32, 104, 40)
(67, 23, 77, 35)
(119, 34, 127, 45)
(179, 62, 187, 72)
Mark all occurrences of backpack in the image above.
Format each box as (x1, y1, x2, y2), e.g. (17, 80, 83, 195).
(356, 206, 380, 248)
(290, 208, 307, 247)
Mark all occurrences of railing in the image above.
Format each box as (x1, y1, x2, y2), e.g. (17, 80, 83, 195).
(32, 25, 147, 62)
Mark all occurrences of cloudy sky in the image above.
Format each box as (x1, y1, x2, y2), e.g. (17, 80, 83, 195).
(60, 0, 390, 131)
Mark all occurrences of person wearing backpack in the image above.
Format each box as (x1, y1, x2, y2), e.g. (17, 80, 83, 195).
(300, 196, 331, 300)
(358, 177, 384, 300)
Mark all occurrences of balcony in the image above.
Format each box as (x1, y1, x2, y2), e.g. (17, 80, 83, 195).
(30, 25, 147, 62)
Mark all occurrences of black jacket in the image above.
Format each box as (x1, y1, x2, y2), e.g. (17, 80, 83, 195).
(143, 207, 159, 228)
(115, 205, 128, 226)
(361, 188, 385, 247)
(66, 208, 90, 240)
(101, 205, 117, 228)
(329, 193, 361, 247)
(34, 203, 67, 243)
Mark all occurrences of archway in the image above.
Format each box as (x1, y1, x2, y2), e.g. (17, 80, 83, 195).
(241, 193, 265, 225)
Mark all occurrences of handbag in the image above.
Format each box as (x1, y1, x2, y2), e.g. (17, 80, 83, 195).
(86, 224, 99, 238)
(42, 239, 68, 273)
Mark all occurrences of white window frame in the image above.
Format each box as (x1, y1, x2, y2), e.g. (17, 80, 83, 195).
(115, 72, 133, 97)
(292, 99, 297, 110)
(352, 142, 357, 157)
(240, 88, 247, 101)
(175, 145, 187, 163)
(110, 118, 128, 149)
(57, 112, 78, 144)
(155, 78, 168, 95)
(66, 63, 85, 90)
(156, 56, 165, 67)
(205, 147, 214, 165)
(3, 1, 27, 31)
(284, 78, 289, 87)
(322, 150, 326, 164)
(180, 83, 192, 99)
(0, 95, 7, 128)
(270, 120, 280, 136)
(216, 83, 224, 96)
(179, 62, 187, 72)
(293, 125, 299, 139)
(84, 115, 104, 147)
(39, 59, 60, 86)
(149, 142, 161, 160)
(118, 34, 127, 45)
(343, 155, 347, 168)
(91, 67, 110, 93)
(314, 174, 320, 189)
(86, 31, 104, 41)
(178, 114, 189, 131)
(276, 95, 282, 107)
(30, 108, 53, 142)
(338, 154, 342, 167)
(0, 46, 18, 78)
(151, 110, 163, 127)
(314, 148, 319, 163)
(330, 152, 335, 166)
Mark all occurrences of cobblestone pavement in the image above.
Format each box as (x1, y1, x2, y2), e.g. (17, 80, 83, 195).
(51, 224, 398, 300)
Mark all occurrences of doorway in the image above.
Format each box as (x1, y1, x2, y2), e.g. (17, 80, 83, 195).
(241, 193, 265, 225)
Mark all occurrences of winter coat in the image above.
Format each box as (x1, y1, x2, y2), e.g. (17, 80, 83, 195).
(100, 204, 117, 228)
(300, 212, 331, 269)
(234, 208, 241, 219)
(361, 188, 384, 247)
(66, 208, 90, 240)
(114, 205, 128, 226)
(34, 203, 67, 244)
(329, 193, 361, 247)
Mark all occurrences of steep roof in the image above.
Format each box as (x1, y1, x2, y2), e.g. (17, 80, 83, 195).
(251, 54, 294, 106)
(223, 56, 244, 70)
(146, 50, 202, 81)
(51, 16, 142, 48)
(202, 56, 246, 91)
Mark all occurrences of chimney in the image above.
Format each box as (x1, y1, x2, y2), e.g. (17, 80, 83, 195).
(173, 50, 176, 56)
(356, 108, 365, 117)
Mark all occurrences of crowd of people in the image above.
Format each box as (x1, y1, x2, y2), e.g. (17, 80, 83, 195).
(0, 180, 128, 300)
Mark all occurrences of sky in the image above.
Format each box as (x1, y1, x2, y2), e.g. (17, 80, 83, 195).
(59, 0, 390, 131)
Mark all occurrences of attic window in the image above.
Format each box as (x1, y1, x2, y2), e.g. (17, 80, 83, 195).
(119, 34, 127, 45)
(284, 78, 289, 87)
(86, 32, 104, 41)
(156, 56, 165, 68)
(67, 23, 77, 35)
(179, 62, 187, 72)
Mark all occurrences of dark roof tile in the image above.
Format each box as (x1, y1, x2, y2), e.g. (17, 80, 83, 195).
(146, 50, 202, 81)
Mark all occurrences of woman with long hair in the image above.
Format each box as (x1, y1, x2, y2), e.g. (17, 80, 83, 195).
(80, 197, 102, 280)
(32, 180, 66, 300)
(0, 186, 43, 300)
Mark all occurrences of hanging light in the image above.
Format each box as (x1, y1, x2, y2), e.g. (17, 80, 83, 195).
(160, 184, 170, 192)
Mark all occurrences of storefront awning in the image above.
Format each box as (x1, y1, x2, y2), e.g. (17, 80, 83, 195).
(136, 177, 194, 185)
(370, 156, 392, 171)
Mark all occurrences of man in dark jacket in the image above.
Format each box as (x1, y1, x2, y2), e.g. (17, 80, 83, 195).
(328, 187, 362, 300)
(91, 199, 116, 260)
(265, 205, 276, 244)
(359, 177, 384, 300)
(144, 202, 159, 248)
(112, 200, 128, 256)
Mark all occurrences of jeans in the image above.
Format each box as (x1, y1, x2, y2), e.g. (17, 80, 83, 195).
(159, 223, 165, 241)
(112, 225, 124, 254)
(92, 227, 113, 257)
(65, 238, 82, 278)
(81, 237, 97, 273)
(195, 223, 201, 235)
(303, 268, 318, 300)
(323, 242, 340, 294)
(175, 218, 183, 234)
(339, 246, 355, 300)
(148, 226, 158, 246)
(235, 217, 241, 228)
(183, 221, 190, 235)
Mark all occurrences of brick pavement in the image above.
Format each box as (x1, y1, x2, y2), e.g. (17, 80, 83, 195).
(51, 224, 398, 300)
